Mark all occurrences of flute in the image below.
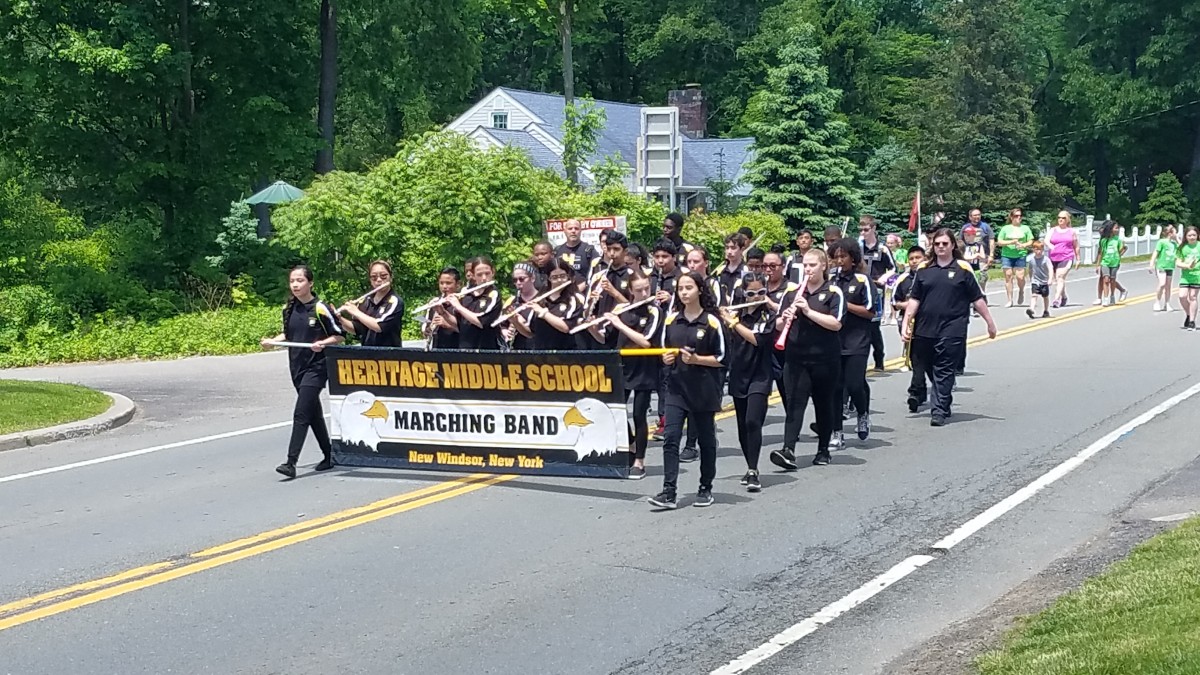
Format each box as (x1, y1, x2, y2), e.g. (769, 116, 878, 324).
(409, 280, 495, 315)
(569, 295, 657, 334)
(774, 273, 809, 351)
(346, 284, 389, 308)
(723, 298, 767, 312)
(490, 282, 574, 327)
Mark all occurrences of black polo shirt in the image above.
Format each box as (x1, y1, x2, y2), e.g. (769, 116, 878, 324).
(531, 291, 583, 351)
(892, 272, 916, 313)
(716, 261, 747, 300)
(284, 296, 344, 387)
(596, 265, 635, 317)
(456, 287, 503, 350)
(617, 304, 661, 391)
(352, 290, 404, 347)
(424, 300, 459, 350)
(779, 280, 845, 361)
(662, 310, 726, 412)
(726, 306, 775, 398)
(859, 238, 896, 284)
(668, 238, 696, 270)
(910, 258, 984, 339)
(500, 295, 536, 351)
(832, 271, 874, 356)
(555, 241, 601, 283)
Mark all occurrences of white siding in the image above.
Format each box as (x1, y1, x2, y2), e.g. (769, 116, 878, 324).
(447, 90, 539, 134)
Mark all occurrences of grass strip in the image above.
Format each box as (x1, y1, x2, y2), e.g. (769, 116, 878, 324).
(0, 380, 112, 435)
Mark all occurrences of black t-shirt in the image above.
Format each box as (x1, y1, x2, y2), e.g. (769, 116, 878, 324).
(424, 300, 459, 350)
(616, 304, 662, 391)
(283, 296, 344, 387)
(456, 287, 503, 350)
(779, 280, 845, 361)
(662, 310, 726, 412)
(832, 271, 874, 356)
(531, 292, 584, 351)
(669, 238, 696, 270)
(716, 262, 746, 300)
(892, 272, 916, 315)
(859, 238, 896, 285)
(555, 241, 601, 284)
(785, 250, 811, 285)
(596, 265, 635, 317)
(354, 290, 404, 347)
(911, 259, 985, 339)
(500, 295, 537, 351)
(726, 306, 775, 398)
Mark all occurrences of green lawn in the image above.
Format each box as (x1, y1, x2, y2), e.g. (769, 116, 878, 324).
(0, 380, 112, 435)
(977, 516, 1200, 675)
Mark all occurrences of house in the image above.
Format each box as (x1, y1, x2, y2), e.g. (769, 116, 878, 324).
(446, 85, 755, 213)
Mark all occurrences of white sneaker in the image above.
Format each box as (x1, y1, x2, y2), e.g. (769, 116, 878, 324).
(1092, 299, 1102, 306)
(1119, 290, 1128, 303)
(1153, 301, 1162, 312)
(1005, 300, 1014, 308)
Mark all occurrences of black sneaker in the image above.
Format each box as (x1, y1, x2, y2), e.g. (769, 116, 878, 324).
(314, 458, 335, 472)
(1042, 311, 1050, 318)
(907, 396, 920, 413)
(275, 462, 296, 479)
(1184, 318, 1191, 330)
(856, 413, 870, 441)
(648, 491, 677, 509)
(930, 415, 946, 427)
(679, 447, 698, 463)
(746, 471, 761, 492)
(812, 451, 831, 465)
(1025, 308, 1034, 319)
(740, 471, 751, 486)
(694, 488, 714, 507)
(769, 448, 798, 471)
(627, 466, 646, 480)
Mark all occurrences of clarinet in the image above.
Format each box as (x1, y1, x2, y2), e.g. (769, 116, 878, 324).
(774, 274, 809, 351)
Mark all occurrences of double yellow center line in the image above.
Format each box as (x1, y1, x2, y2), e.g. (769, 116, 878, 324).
(0, 473, 514, 632)
(0, 292, 1155, 632)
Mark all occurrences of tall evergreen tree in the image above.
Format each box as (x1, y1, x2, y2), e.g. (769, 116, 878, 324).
(904, 0, 1061, 215)
(1135, 172, 1189, 226)
(745, 24, 861, 232)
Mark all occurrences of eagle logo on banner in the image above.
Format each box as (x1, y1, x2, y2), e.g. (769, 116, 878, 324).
(563, 398, 621, 461)
(336, 391, 389, 451)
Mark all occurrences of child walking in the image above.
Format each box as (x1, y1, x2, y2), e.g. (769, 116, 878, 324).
(1150, 225, 1178, 312)
(1094, 220, 1127, 306)
(1025, 241, 1053, 319)
(1177, 226, 1200, 331)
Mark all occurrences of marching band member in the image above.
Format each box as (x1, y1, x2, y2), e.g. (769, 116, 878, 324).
(602, 274, 661, 480)
(532, 240, 557, 280)
(746, 246, 765, 275)
(857, 216, 895, 371)
(554, 218, 602, 288)
(763, 250, 798, 415)
(424, 267, 462, 349)
(650, 239, 682, 438)
(716, 232, 749, 300)
(445, 257, 503, 350)
(786, 230, 816, 284)
(527, 259, 584, 351)
(891, 246, 926, 372)
(662, 212, 695, 269)
(723, 272, 774, 492)
(827, 238, 875, 444)
(627, 241, 654, 278)
(500, 262, 542, 351)
(260, 265, 345, 479)
(685, 246, 725, 307)
(769, 250, 844, 470)
(338, 260, 403, 347)
(649, 271, 726, 510)
(580, 231, 634, 349)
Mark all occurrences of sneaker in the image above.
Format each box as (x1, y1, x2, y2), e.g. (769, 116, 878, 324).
(1184, 317, 1191, 330)
(810, 422, 819, 435)
(679, 447, 698, 463)
(812, 451, 831, 466)
(627, 466, 646, 480)
(907, 395, 920, 413)
(1153, 301, 1162, 312)
(648, 491, 678, 509)
(1051, 300, 1061, 309)
(769, 448, 798, 471)
(1004, 300, 1014, 308)
(1025, 308, 1034, 319)
(1017, 292, 1025, 305)
(898, 365, 911, 373)
(930, 415, 946, 427)
(1190, 323, 1197, 333)
(740, 471, 751, 486)
(830, 431, 844, 449)
(694, 488, 715, 507)
(651, 416, 665, 441)
(1092, 298, 1102, 306)
(1042, 311, 1050, 318)
(746, 471, 761, 492)
(275, 462, 296, 479)
(1119, 290, 1128, 303)
(1101, 298, 1111, 307)
(856, 413, 870, 441)
(1062, 294, 1069, 305)
(314, 458, 335, 472)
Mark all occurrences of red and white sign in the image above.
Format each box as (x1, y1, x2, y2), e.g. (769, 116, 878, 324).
(544, 216, 628, 249)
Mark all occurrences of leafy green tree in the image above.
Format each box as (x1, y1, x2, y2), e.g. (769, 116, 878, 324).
(563, 97, 606, 186)
(744, 24, 862, 232)
(1136, 172, 1189, 226)
(591, 153, 631, 191)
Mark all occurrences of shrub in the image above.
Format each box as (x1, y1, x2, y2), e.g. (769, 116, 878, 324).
(681, 210, 791, 259)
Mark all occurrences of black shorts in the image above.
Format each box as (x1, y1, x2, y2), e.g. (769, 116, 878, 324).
(1031, 283, 1050, 297)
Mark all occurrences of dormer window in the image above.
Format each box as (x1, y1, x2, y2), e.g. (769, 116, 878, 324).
(491, 112, 508, 130)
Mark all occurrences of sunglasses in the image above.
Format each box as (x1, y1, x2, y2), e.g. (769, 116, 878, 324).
(933, 241, 953, 247)
(512, 276, 530, 282)
(744, 289, 768, 297)
(762, 263, 781, 269)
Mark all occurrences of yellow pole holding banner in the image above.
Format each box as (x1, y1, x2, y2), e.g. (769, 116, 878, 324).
(618, 348, 680, 357)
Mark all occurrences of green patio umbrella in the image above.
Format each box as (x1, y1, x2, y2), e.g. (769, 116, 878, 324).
(245, 180, 305, 205)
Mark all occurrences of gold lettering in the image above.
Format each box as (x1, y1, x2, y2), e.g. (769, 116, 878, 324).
(506, 364, 524, 390)
(338, 360, 353, 385)
(351, 360, 366, 386)
(397, 361, 414, 388)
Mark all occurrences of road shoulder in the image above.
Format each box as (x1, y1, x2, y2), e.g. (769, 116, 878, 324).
(0, 392, 136, 452)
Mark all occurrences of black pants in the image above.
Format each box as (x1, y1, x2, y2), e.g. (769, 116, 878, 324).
(908, 336, 964, 418)
(869, 321, 885, 368)
(288, 384, 331, 464)
(784, 359, 838, 453)
(734, 393, 768, 471)
(625, 389, 652, 461)
(662, 403, 717, 495)
(836, 353, 870, 432)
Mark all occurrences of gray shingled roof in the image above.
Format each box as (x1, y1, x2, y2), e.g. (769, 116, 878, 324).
(475, 127, 593, 186)
(683, 138, 755, 195)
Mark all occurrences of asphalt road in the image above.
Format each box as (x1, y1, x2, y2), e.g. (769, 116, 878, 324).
(3, 265, 1199, 675)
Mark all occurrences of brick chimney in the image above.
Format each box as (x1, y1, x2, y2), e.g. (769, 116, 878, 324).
(668, 84, 706, 139)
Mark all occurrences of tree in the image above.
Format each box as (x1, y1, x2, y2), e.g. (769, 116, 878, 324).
(1135, 172, 1189, 225)
(744, 24, 861, 232)
(903, 0, 1062, 214)
(562, 97, 605, 186)
(315, 0, 338, 174)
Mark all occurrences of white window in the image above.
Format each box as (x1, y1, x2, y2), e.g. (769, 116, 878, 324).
(491, 112, 508, 130)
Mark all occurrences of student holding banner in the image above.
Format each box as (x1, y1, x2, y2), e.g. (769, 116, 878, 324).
(337, 260, 404, 348)
(601, 274, 661, 480)
(446, 257, 503, 350)
(723, 272, 774, 493)
(260, 265, 345, 479)
(649, 271, 726, 510)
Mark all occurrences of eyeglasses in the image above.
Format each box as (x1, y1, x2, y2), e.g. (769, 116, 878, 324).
(762, 263, 781, 269)
(744, 289, 767, 297)
(549, 274, 571, 281)
(512, 276, 530, 283)
(933, 241, 953, 247)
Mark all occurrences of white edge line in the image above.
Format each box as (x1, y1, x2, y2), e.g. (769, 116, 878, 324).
(931, 379, 1200, 550)
(0, 419, 316, 485)
(711, 555, 936, 675)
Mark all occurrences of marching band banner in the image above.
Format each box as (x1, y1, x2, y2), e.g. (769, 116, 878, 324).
(326, 347, 630, 478)
(544, 215, 627, 249)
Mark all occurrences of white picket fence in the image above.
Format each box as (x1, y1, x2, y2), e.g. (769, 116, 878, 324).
(1067, 215, 1166, 263)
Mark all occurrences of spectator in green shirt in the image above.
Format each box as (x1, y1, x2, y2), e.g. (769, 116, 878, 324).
(1149, 224, 1178, 312)
(995, 208, 1034, 307)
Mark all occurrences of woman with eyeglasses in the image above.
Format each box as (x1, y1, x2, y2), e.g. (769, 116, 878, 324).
(722, 272, 774, 492)
(338, 260, 404, 347)
(902, 229, 998, 426)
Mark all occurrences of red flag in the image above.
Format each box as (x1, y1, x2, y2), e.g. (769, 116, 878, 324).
(907, 184, 920, 232)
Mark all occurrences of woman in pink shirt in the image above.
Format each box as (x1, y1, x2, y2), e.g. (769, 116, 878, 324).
(1047, 211, 1079, 307)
